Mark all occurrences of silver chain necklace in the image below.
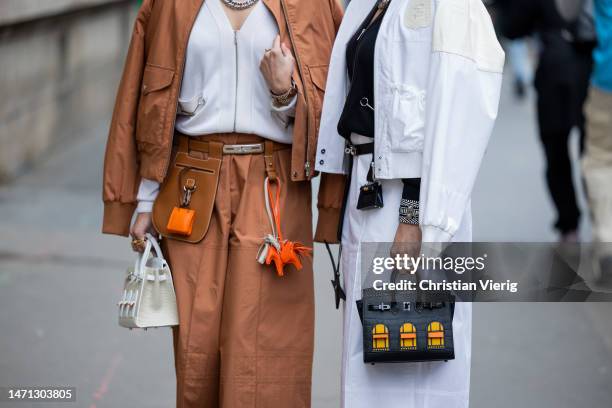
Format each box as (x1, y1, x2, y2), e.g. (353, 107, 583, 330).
(221, 0, 260, 10)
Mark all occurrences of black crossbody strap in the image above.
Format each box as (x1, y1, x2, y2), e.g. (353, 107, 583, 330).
(325, 242, 346, 309)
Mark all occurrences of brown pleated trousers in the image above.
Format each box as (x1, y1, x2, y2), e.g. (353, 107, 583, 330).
(161, 133, 314, 408)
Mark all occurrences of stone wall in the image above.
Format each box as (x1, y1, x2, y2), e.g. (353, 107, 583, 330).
(0, 0, 129, 26)
(0, 0, 136, 181)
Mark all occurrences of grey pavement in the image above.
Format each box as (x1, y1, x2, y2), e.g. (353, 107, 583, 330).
(1, 77, 612, 408)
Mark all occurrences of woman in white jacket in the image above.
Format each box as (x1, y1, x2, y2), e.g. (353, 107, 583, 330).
(314, 0, 504, 407)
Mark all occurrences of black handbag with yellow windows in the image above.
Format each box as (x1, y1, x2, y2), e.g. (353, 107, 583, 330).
(356, 270, 455, 364)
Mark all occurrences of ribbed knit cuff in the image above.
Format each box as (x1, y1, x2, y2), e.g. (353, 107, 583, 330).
(102, 201, 136, 237)
(315, 207, 343, 244)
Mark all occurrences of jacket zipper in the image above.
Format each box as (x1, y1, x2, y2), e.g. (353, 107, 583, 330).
(233, 31, 239, 132)
(350, 33, 366, 80)
(161, 1, 205, 181)
(280, 0, 310, 178)
(347, 5, 381, 112)
(372, 2, 388, 178)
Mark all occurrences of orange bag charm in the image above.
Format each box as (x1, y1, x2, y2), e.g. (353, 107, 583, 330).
(167, 207, 195, 236)
(257, 177, 312, 277)
(166, 177, 197, 236)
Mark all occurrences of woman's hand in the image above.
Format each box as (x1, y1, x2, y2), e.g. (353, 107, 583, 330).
(130, 212, 155, 253)
(260, 35, 294, 95)
(390, 224, 422, 270)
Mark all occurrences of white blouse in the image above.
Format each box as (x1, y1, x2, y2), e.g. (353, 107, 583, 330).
(137, 0, 296, 213)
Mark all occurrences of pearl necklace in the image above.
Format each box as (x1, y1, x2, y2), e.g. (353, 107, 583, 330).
(221, 0, 260, 10)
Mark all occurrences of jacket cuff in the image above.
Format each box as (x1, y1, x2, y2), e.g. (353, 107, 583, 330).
(315, 207, 342, 244)
(421, 225, 453, 244)
(102, 201, 136, 236)
(270, 94, 297, 113)
(271, 95, 297, 127)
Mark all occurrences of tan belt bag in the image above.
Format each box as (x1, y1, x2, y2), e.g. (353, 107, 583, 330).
(152, 136, 222, 244)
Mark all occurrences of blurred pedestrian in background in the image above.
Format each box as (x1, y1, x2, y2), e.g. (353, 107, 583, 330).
(559, 0, 612, 277)
(497, 0, 596, 242)
(506, 38, 533, 100)
(485, 1, 533, 100)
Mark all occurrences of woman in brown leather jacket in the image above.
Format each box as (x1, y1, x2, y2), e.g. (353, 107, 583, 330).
(102, 0, 344, 407)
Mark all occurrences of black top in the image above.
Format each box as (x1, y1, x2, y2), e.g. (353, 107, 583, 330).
(336, 1, 386, 139)
(337, 0, 422, 206)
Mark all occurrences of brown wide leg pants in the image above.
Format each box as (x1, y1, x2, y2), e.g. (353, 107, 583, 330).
(161, 133, 314, 408)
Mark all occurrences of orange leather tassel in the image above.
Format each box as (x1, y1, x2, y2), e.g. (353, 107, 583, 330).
(265, 241, 313, 277)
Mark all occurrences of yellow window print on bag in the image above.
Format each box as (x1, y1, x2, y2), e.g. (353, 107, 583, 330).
(400, 323, 417, 350)
(372, 324, 389, 351)
(427, 321, 445, 348)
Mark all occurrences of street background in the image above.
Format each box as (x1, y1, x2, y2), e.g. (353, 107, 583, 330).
(1, 1, 612, 407)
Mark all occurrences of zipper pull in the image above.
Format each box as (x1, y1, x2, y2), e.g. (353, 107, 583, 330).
(356, 28, 367, 41)
(304, 161, 311, 178)
(378, 0, 390, 10)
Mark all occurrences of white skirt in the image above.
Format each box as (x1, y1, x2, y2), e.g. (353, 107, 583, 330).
(339, 134, 473, 408)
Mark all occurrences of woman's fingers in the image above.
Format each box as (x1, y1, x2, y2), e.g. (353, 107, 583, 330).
(272, 35, 281, 52)
(260, 36, 293, 95)
(131, 222, 146, 240)
(130, 231, 146, 253)
(281, 42, 292, 59)
(130, 213, 153, 252)
(131, 238, 146, 253)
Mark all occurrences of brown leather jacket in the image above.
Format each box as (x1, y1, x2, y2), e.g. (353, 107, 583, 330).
(102, 0, 345, 237)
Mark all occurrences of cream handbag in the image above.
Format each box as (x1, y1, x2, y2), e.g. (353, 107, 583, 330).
(118, 234, 179, 329)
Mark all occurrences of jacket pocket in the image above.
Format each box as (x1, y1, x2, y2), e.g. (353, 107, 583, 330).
(308, 64, 329, 134)
(136, 64, 175, 144)
(388, 84, 426, 153)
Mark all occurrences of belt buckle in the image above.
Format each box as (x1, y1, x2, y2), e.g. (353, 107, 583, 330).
(223, 143, 264, 155)
(345, 145, 357, 156)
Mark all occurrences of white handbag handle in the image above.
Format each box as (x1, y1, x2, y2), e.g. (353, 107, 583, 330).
(146, 233, 165, 260)
(136, 234, 166, 275)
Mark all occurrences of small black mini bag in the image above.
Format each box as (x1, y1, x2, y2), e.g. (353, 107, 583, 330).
(356, 271, 455, 364)
(356, 153, 383, 210)
(357, 179, 384, 210)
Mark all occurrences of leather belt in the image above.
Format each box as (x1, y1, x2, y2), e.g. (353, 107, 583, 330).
(336, 139, 375, 242)
(176, 134, 287, 181)
(345, 142, 374, 156)
(184, 138, 290, 155)
(223, 144, 264, 155)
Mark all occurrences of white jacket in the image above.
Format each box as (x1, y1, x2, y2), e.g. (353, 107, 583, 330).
(315, 0, 505, 243)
